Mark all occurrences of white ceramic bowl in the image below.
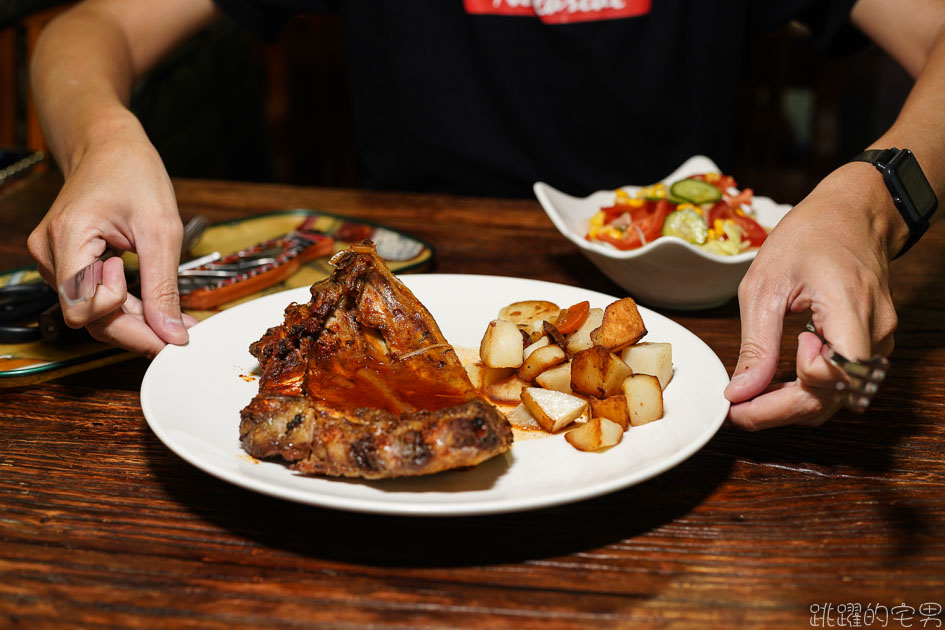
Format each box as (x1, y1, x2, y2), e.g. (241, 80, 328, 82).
(534, 155, 793, 310)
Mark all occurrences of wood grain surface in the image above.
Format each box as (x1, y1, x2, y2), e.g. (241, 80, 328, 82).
(1, 172, 944, 629)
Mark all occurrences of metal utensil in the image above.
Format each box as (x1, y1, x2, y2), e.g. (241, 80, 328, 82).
(177, 245, 283, 277)
(181, 215, 208, 253)
(804, 319, 889, 413)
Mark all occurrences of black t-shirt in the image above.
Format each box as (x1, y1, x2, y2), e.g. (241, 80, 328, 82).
(214, 0, 861, 197)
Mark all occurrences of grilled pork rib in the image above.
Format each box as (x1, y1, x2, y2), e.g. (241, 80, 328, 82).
(240, 241, 512, 479)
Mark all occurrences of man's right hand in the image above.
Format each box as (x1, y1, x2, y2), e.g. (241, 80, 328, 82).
(27, 119, 197, 358)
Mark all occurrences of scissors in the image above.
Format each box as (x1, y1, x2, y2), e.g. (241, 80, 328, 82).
(0, 281, 59, 343)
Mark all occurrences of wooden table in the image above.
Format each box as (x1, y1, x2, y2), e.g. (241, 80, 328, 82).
(2, 172, 944, 629)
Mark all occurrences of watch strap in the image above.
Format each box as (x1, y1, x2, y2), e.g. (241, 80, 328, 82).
(851, 148, 935, 258)
(852, 148, 896, 168)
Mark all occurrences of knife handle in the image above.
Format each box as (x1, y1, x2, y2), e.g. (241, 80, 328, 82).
(39, 302, 91, 343)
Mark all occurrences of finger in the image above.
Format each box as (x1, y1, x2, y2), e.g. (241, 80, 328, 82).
(134, 220, 189, 346)
(85, 294, 170, 359)
(27, 224, 55, 286)
(813, 299, 873, 365)
(119, 290, 199, 328)
(33, 214, 111, 302)
(728, 379, 843, 431)
(795, 330, 847, 389)
(59, 256, 127, 329)
(725, 285, 787, 404)
(875, 332, 895, 359)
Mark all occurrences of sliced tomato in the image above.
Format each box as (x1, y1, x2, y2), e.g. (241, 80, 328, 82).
(555, 300, 590, 335)
(589, 231, 635, 250)
(623, 199, 672, 248)
(591, 199, 673, 250)
(599, 205, 629, 222)
(707, 202, 768, 247)
(639, 199, 673, 241)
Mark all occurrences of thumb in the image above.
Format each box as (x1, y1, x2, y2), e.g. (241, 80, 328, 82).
(725, 294, 786, 403)
(136, 234, 189, 346)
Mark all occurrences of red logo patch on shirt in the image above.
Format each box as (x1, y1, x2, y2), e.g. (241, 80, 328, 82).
(464, 0, 651, 25)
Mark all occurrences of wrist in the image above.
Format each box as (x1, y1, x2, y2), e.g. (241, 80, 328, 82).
(62, 107, 148, 177)
(839, 161, 913, 262)
(850, 148, 939, 258)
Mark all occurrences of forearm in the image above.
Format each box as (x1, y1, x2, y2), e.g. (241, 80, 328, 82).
(869, 24, 945, 217)
(850, 0, 945, 248)
(31, 6, 141, 176)
(29, 0, 219, 177)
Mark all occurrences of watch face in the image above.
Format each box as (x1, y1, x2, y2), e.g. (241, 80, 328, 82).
(888, 149, 938, 222)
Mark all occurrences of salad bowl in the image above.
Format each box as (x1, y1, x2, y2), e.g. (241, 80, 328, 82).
(533, 155, 793, 310)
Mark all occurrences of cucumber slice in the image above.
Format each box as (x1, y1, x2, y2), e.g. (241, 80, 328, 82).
(669, 178, 722, 205)
(661, 208, 708, 245)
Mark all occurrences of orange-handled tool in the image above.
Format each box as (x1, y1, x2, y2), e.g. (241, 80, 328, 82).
(179, 218, 335, 310)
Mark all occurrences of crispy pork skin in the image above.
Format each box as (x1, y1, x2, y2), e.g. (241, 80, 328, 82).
(240, 396, 510, 479)
(240, 241, 512, 478)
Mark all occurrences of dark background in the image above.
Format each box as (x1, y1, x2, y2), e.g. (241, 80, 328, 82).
(1, 6, 913, 205)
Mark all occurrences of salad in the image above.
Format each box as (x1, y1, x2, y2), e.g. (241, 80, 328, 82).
(586, 172, 769, 255)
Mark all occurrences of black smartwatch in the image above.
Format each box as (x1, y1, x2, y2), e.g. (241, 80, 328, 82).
(851, 148, 938, 258)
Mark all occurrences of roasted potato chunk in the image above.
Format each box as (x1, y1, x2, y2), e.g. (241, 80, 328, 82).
(620, 342, 673, 390)
(588, 394, 629, 430)
(622, 373, 663, 426)
(565, 307, 605, 355)
(570, 345, 633, 398)
(521, 387, 587, 433)
(480, 319, 525, 368)
(518, 344, 567, 383)
(535, 361, 572, 393)
(565, 417, 624, 451)
(484, 374, 529, 405)
(465, 362, 516, 390)
(505, 403, 543, 431)
(590, 297, 647, 351)
(498, 300, 560, 328)
(523, 336, 551, 359)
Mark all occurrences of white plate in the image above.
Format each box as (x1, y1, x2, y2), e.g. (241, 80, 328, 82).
(141, 275, 730, 516)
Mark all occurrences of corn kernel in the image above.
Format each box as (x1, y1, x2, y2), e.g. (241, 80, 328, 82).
(628, 198, 644, 208)
(590, 213, 605, 227)
(713, 219, 724, 233)
(735, 208, 745, 217)
(637, 184, 666, 200)
(707, 229, 717, 240)
(704, 172, 721, 183)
